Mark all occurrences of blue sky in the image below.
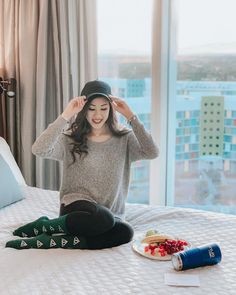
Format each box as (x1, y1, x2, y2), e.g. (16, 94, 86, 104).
(97, 0, 152, 55)
(178, 0, 236, 50)
(97, 0, 236, 55)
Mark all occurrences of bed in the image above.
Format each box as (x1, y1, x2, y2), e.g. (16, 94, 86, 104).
(1, 184, 236, 295)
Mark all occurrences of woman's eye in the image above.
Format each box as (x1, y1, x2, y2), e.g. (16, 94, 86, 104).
(88, 108, 108, 111)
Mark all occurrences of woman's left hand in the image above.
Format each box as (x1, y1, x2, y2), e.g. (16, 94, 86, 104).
(109, 95, 134, 120)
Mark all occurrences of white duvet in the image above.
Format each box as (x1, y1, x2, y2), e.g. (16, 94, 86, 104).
(0, 185, 236, 295)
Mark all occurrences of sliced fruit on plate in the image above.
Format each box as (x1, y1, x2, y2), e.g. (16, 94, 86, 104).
(143, 238, 189, 257)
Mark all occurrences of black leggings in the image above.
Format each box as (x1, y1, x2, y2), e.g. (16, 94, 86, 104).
(60, 200, 134, 249)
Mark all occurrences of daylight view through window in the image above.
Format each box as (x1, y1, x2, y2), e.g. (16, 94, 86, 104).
(172, 0, 236, 214)
(97, 0, 236, 215)
(97, 0, 153, 204)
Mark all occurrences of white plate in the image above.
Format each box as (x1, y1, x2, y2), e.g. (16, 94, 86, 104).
(132, 236, 191, 261)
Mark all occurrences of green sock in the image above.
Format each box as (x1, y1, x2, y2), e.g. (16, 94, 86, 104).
(13, 215, 69, 237)
(6, 233, 87, 250)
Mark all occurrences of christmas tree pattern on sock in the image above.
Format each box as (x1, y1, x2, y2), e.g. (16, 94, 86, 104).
(13, 215, 69, 237)
(6, 233, 87, 249)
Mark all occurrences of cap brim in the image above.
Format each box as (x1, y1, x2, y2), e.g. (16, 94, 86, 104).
(86, 92, 111, 101)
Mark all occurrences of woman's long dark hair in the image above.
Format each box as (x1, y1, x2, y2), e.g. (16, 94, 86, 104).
(64, 97, 130, 165)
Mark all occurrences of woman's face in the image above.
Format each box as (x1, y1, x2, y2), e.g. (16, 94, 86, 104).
(86, 97, 110, 130)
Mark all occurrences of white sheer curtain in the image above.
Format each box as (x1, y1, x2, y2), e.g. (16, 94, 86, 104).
(0, 0, 98, 189)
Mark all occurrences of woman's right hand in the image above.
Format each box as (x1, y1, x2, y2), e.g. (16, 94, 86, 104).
(62, 96, 87, 120)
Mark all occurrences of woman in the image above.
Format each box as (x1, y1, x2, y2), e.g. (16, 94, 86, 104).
(6, 80, 159, 250)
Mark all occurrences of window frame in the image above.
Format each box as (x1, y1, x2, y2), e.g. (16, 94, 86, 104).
(150, 0, 178, 206)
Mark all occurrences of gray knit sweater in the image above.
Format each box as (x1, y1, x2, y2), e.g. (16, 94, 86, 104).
(32, 115, 159, 219)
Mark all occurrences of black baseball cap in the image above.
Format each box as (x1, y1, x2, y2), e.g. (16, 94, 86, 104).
(81, 80, 112, 102)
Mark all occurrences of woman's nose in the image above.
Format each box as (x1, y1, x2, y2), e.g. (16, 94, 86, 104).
(94, 110, 102, 117)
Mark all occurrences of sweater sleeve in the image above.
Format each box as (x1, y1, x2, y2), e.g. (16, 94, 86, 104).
(127, 115, 159, 163)
(32, 115, 68, 161)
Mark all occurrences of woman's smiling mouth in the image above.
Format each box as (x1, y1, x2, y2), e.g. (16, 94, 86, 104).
(92, 119, 103, 124)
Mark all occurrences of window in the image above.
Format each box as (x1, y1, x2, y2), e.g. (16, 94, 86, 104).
(97, 0, 153, 204)
(168, 0, 236, 214)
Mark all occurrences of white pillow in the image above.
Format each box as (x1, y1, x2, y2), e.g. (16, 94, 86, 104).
(0, 154, 23, 209)
(0, 137, 26, 186)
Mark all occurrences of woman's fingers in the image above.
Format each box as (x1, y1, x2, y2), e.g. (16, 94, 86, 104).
(109, 95, 121, 101)
(75, 96, 86, 103)
(112, 100, 118, 107)
(62, 96, 87, 120)
(69, 96, 87, 113)
(109, 95, 133, 119)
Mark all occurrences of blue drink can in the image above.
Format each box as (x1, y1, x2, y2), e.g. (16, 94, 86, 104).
(172, 243, 222, 271)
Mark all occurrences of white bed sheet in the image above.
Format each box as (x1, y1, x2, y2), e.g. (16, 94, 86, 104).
(0, 185, 236, 295)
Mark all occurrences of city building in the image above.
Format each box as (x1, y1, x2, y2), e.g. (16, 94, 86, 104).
(100, 77, 236, 208)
